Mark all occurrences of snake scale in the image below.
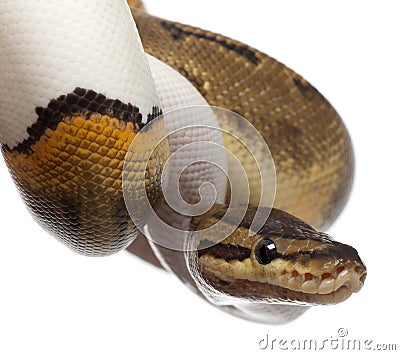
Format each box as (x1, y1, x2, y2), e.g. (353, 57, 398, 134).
(0, 0, 366, 324)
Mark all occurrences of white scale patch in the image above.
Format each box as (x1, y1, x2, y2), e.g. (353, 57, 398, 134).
(148, 54, 227, 206)
(0, 0, 159, 148)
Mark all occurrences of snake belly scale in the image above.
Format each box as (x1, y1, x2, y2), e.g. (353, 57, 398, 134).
(0, 0, 366, 324)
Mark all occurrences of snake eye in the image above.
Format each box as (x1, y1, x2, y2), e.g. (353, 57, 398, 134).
(255, 238, 277, 265)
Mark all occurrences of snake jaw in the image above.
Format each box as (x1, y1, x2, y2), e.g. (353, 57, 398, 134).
(198, 254, 366, 305)
(272, 259, 366, 297)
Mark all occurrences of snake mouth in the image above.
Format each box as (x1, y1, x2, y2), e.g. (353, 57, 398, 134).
(198, 257, 367, 305)
(274, 262, 367, 297)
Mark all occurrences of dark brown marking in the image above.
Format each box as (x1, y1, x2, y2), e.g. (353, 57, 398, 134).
(115, 197, 134, 244)
(178, 66, 205, 94)
(198, 240, 251, 262)
(209, 206, 333, 244)
(147, 106, 162, 123)
(160, 21, 261, 65)
(281, 242, 362, 264)
(60, 195, 80, 230)
(293, 77, 324, 100)
(4, 88, 162, 154)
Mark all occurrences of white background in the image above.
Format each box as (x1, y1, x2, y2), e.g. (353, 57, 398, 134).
(1, 0, 399, 354)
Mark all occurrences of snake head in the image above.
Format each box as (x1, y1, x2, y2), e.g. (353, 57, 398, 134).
(193, 207, 366, 305)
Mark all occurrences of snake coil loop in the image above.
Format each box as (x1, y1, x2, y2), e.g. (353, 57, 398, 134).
(0, 0, 366, 324)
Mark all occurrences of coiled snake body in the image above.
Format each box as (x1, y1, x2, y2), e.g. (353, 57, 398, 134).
(0, 0, 366, 324)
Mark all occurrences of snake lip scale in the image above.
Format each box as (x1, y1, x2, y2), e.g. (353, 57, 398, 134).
(200, 260, 366, 303)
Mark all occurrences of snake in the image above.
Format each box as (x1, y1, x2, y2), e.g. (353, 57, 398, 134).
(0, 0, 366, 324)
